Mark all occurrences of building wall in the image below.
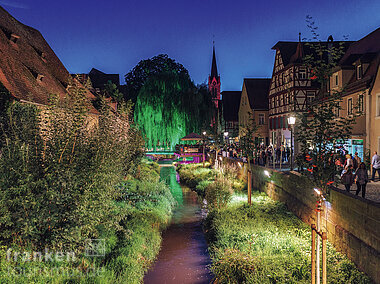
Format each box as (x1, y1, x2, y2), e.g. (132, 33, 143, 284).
(369, 65, 380, 156)
(250, 166, 380, 284)
(238, 84, 252, 137)
(254, 110, 269, 144)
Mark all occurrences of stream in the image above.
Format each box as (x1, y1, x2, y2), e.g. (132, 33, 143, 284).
(144, 165, 213, 284)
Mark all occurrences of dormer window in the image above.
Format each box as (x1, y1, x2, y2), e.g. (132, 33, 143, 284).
(357, 65, 363, 79)
(10, 33, 19, 43)
(334, 74, 339, 86)
(37, 74, 44, 82)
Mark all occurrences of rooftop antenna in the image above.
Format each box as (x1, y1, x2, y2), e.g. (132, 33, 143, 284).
(299, 32, 301, 42)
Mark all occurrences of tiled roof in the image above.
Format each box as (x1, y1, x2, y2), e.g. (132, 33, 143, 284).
(340, 28, 380, 94)
(221, 91, 241, 122)
(272, 40, 353, 67)
(89, 68, 120, 89)
(0, 6, 98, 114)
(243, 78, 271, 110)
(180, 132, 202, 141)
(339, 28, 380, 66)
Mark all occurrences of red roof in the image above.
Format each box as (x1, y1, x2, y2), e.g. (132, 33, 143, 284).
(0, 6, 98, 114)
(181, 133, 203, 141)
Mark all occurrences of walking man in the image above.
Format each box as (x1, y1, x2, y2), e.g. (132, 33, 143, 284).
(372, 151, 380, 181)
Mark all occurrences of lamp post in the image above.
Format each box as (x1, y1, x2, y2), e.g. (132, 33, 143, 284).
(202, 131, 206, 167)
(287, 115, 296, 171)
(224, 131, 229, 145)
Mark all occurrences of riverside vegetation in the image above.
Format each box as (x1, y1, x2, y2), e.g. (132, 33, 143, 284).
(0, 85, 176, 283)
(177, 163, 373, 283)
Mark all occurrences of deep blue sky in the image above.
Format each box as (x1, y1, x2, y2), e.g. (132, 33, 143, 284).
(2, 0, 379, 91)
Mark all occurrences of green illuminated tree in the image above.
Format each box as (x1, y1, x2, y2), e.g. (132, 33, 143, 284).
(125, 54, 189, 104)
(132, 56, 214, 150)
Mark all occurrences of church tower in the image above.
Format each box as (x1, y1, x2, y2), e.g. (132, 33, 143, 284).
(208, 44, 221, 109)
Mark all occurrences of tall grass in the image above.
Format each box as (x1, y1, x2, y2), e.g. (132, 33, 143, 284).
(205, 192, 373, 283)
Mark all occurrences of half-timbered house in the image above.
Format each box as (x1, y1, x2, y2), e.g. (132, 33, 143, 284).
(269, 36, 352, 153)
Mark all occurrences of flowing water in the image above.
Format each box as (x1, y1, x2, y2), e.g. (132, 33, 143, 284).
(144, 165, 213, 284)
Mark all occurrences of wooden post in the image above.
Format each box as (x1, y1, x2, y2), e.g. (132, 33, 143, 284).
(311, 224, 316, 284)
(247, 169, 252, 206)
(322, 232, 327, 284)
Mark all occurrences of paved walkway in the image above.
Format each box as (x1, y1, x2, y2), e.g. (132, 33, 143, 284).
(336, 180, 380, 203)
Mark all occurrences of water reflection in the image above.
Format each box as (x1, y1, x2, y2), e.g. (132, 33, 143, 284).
(144, 166, 213, 284)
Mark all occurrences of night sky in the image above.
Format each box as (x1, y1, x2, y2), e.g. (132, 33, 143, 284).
(2, 0, 379, 91)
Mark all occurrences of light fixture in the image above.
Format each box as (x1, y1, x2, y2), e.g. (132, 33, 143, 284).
(264, 170, 271, 177)
(314, 188, 321, 195)
(203, 131, 206, 135)
(224, 131, 228, 137)
(287, 115, 296, 125)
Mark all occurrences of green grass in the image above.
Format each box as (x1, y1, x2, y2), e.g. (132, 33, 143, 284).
(205, 191, 373, 284)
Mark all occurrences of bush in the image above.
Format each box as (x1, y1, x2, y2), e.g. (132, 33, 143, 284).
(211, 248, 255, 283)
(0, 90, 144, 251)
(205, 177, 232, 210)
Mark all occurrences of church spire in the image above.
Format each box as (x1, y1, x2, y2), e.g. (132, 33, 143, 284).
(211, 43, 218, 78)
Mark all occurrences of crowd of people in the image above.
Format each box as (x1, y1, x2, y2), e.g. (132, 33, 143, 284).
(338, 151, 380, 198)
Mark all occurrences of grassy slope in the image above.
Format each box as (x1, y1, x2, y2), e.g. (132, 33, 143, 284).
(205, 192, 373, 284)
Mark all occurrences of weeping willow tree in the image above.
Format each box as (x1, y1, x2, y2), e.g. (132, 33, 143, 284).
(134, 71, 213, 150)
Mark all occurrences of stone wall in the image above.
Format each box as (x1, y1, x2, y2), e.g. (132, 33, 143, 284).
(219, 157, 380, 283)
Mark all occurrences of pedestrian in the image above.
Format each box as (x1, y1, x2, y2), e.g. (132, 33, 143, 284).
(354, 162, 368, 198)
(371, 151, 380, 181)
(353, 152, 361, 170)
(341, 165, 354, 192)
(344, 154, 353, 169)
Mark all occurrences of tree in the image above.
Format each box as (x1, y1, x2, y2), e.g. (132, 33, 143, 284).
(238, 113, 259, 206)
(295, 16, 359, 195)
(131, 55, 214, 150)
(124, 54, 189, 104)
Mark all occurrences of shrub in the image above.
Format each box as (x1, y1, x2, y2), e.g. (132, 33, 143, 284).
(205, 177, 232, 210)
(211, 248, 255, 283)
(0, 88, 144, 251)
(196, 180, 213, 197)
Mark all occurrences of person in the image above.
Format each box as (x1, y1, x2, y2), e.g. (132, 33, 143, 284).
(353, 152, 361, 170)
(344, 154, 353, 169)
(354, 162, 368, 198)
(341, 166, 354, 192)
(372, 151, 380, 181)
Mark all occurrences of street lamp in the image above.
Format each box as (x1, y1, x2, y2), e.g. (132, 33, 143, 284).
(224, 131, 229, 145)
(287, 115, 296, 170)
